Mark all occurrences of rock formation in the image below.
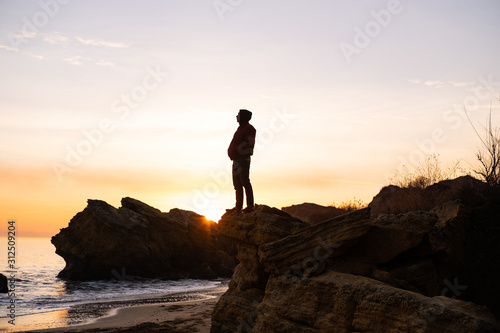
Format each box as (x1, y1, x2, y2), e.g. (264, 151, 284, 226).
(0, 273, 8, 293)
(211, 206, 308, 332)
(52, 197, 237, 280)
(369, 175, 491, 217)
(211, 199, 500, 332)
(281, 202, 347, 225)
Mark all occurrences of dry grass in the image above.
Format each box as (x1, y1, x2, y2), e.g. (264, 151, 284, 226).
(390, 154, 466, 189)
(331, 197, 366, 212)
(371, 175, 489, 216)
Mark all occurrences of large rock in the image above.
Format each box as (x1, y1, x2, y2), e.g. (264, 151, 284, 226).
(51, 197, 237, 280)
(211, 198, 500, 332)
(259, 208, 371, 277)
(254, 272, 499, 333)
(369, 175, 490, 217)
(281, 202, 347, 225)
(211, 205, 307, 332)
(0, 273, 8, 293)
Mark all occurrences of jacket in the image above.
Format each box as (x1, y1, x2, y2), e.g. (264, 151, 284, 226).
(228, 122, 256, 160)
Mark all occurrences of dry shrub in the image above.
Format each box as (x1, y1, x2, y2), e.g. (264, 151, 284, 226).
(383, 154, 472, 214)
(370, 175, 489, 216)
(390, 154, 465, 189)
(331, 197, 366, 213)
(466, 100, 500, 187)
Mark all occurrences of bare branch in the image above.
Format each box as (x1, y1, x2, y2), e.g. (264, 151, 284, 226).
(470, 99, 500, 186)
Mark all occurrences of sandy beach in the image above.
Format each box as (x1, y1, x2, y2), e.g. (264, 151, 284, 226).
(3, 284, 227, 333)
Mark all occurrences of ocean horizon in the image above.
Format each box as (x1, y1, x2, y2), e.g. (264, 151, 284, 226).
(0, 237, 225, 331)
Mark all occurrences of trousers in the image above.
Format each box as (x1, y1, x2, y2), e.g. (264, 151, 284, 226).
(232, 157, 254, 209)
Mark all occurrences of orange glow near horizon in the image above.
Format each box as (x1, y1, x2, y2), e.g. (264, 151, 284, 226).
(0, 161, 382, 237)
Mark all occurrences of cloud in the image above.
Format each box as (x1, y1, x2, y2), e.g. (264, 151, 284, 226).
(16, 31, 37, 39)
(75, 37, 130, 48)
(28, 53, 44, 60)
(0, 44, 17, 52)
(424, 80, 445, 87)
(63, 56, 91, 66)
(43, 32, 69, 46)
(1, 44, 43, 59)
(96, 60, 115, 66)
(63, 56, 117, 67)
(410, 79, 477, 89)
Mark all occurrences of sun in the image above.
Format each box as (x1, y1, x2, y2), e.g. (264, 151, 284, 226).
(200, 207, 224, 223)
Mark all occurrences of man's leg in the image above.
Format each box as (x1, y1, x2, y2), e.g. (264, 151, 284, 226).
(232, 160, 244, 210)
(244, 181, 254, 208)
(239, 157, 254, 211)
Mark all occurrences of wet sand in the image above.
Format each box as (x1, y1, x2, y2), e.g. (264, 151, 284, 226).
(1, 284, 227, 333)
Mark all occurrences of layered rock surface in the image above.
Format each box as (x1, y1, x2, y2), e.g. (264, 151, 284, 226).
(211, 200, 500, 332)
(281, 203, 347, 225)
(211, 206, 307, 332)
(52, 197, 237, 280)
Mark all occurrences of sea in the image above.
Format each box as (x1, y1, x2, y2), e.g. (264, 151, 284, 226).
(0, 237, 225, 332)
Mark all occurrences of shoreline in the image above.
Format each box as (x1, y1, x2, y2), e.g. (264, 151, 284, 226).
(1, 282, 228, 333)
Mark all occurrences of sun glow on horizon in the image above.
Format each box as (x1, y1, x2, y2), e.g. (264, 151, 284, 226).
(201, 213, 223, 223)
(198, 205, 226, 223)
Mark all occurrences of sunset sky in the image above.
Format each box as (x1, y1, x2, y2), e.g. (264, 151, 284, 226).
(1, 0, 500, 237)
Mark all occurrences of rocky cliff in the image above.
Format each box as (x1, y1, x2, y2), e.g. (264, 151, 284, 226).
(211, 201, 500, 332)
(52, 197, 237, 280)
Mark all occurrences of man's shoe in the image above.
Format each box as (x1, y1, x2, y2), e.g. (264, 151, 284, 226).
(242, 207, 254, 213)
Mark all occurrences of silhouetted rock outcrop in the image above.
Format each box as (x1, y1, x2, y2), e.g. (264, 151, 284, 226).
(369, 175, 490, 217)
(211, 205, 308, 332)
(211, 199, 500, 332)
(51, 197, 237, 280)
(0, 273, 8, 293)
(281, 202, 346, 225)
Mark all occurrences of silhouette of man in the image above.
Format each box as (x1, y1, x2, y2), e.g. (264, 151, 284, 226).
(227, 109, 256, 213)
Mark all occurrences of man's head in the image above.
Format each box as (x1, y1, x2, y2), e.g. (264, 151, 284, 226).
(237, 109, 252, 124)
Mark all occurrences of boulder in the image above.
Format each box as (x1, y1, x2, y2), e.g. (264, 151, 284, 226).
(211, 198, 500, 332)
(51, 197, 237, 280)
